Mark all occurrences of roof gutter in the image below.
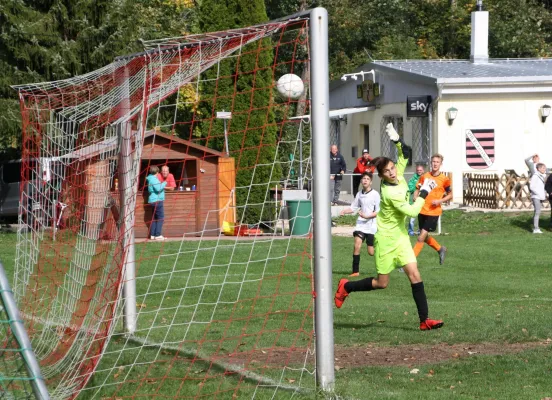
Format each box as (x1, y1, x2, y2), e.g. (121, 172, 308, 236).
(441, 85, 552, 95)
(436, 76, 552, 84)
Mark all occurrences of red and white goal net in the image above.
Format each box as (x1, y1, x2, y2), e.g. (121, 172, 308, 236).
(11, 11, 322, 399)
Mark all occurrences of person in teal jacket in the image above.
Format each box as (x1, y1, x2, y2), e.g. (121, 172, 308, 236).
(146, 166, 167, 240)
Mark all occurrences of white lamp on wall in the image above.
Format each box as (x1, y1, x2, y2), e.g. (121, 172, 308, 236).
(447, 107, 458, 126)
(540, 104, 551, 123)
(340, 70, 375, 82)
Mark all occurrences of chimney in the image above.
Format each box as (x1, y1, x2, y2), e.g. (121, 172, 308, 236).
(470, 0, 489, 64)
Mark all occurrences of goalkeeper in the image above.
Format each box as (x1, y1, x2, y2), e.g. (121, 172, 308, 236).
(334, 123, 444, 331)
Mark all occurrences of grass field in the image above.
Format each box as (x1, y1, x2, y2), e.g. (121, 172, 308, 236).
(0, 209, 551, 399)
(331, 209, 552, 399)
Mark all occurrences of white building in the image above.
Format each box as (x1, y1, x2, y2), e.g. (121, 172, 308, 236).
(329, 7, 552, 203)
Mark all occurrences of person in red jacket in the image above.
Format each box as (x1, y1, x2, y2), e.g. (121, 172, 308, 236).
(353, 149, 374, 197)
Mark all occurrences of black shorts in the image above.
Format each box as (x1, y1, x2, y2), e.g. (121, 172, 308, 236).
(418, 214, 440, 233)
(353, 231, 375, 246)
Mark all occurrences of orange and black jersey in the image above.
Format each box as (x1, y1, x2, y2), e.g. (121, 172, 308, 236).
(416, 172, 451, 216)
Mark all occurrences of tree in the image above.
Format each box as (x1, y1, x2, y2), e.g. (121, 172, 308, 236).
(0, 0, 194, 152)
(265, 0, 317, 19)
(318, 0, 552, 78)
(485, 0, 552, 57)
(197, 0, 281, 224)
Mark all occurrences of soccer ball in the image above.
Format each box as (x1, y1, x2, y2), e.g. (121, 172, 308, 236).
(276, 74, 304, 99)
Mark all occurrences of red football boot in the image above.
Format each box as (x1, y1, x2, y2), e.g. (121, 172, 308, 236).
(420, 318, 444, 331)
(334, 279, 349, 309)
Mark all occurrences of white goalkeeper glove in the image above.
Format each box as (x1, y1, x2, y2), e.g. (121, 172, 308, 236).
(418, 179, 436, 199)
(385, 123, 399, 142)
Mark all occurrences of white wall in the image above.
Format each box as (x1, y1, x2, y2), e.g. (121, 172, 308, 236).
(338, 95, 552, 203)
(436, 96, 552, 202)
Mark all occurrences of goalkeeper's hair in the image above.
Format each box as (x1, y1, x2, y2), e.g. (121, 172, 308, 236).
(431, 153, 444, 162)
(370, 157, 393, 178)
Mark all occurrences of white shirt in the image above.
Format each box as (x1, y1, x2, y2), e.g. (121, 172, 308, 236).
(530, 171, 546, 200)
(351, 188, 380, 234)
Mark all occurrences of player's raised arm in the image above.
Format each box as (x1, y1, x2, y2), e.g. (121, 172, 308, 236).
(385, 123, 411, 178)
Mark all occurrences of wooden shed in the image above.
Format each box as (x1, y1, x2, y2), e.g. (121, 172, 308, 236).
(67, 129, 236, 239)
(133, 130, 236, 238)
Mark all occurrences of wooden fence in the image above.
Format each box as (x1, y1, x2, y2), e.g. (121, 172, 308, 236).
(463, 172, 550, 210)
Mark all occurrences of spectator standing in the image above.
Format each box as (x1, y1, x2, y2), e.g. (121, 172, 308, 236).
(330, 145, 346, 205)
(530, 163, 547, 234)
(407, 164, 425, 236)
(352, 149, 374, 197)
(158, 165, 177, 190)
(147, 166, 167, 240)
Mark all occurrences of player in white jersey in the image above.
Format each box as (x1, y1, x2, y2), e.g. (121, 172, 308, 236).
(339, 171, 380, 276)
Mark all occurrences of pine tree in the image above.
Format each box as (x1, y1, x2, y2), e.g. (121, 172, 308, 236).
(197, 0, 280, 224)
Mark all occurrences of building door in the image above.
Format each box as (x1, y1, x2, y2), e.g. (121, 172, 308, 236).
(363, 125, 370, 152)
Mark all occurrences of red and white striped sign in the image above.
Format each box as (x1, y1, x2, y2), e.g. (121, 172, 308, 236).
(465, 129, 494, 169)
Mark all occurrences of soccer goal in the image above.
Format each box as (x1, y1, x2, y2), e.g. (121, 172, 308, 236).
(0, 260, 49, 400)
(10, 7, 333, 399)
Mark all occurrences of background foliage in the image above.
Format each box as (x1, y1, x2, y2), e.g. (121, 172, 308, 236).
(3, 0, 552, 152)
(2, 1, 552, 219)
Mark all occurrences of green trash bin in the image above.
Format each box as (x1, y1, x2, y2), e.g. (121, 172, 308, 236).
(287, 199, 312, 236)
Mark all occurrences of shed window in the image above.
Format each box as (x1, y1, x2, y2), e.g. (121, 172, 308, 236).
(138, 160, 198, 190)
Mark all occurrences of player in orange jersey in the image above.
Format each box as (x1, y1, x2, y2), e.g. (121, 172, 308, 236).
(412, 154, 452, 265)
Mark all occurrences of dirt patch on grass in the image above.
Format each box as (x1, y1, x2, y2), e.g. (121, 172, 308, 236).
(334, 340, 551, 368)
(220, 340, 551, 370)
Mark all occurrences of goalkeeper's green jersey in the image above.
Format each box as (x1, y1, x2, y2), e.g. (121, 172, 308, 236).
(376, 141, 426, 238)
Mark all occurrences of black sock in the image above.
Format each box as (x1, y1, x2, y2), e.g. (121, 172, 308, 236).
(344, 277, 374, 293)
(352, 254, 360, 273)
(411, 282, 428, 322)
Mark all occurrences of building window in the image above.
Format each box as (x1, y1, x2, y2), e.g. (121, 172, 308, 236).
(363, 125, 370, 152)
(329, 119, 340, 147)
(412, 118, 430, 165)
(380, 116, 403, 161)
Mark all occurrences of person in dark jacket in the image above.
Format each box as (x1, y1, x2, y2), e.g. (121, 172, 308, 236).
(545, 172, 552, 229)
(330, 145, 347, 205)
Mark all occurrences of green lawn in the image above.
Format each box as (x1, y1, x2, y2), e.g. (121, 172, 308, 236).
(0, 210, 551, 399)
(331, 210, 552, 399)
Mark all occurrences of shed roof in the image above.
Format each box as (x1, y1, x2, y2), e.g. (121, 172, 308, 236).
(370, 58, 552, 84)
(66, 129, 226, 161)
